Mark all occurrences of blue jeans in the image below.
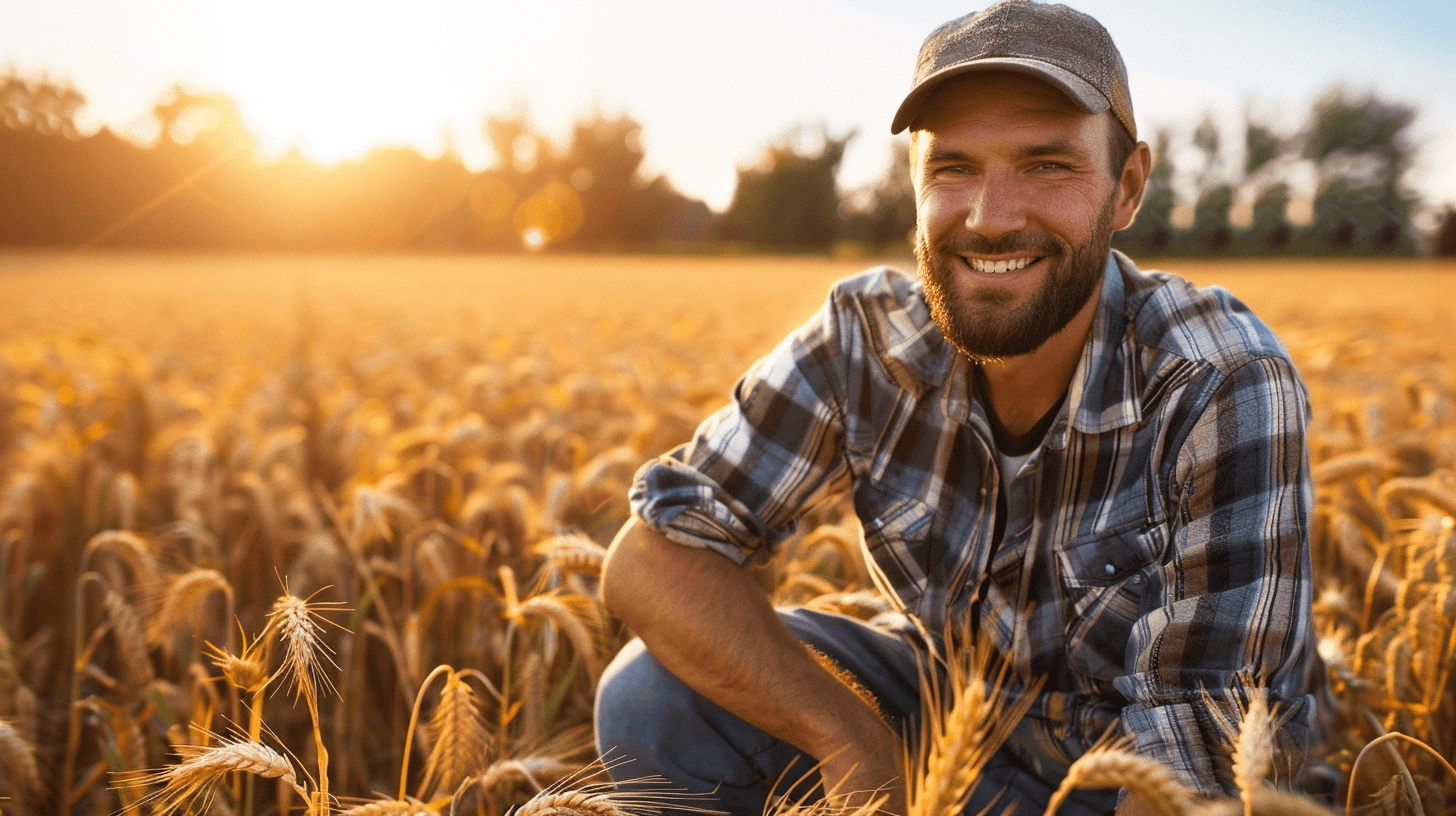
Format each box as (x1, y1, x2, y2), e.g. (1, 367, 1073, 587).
(594, 608, 1118, 815)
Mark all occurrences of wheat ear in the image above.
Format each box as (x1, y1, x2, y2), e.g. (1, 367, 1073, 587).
(507, 764, 719, 816)
(1043, 740, 1199, 816)
(102, 587, 155, 687)
(1310, 451, 1393, 484)
(338, 799, 438, 815)
(81, 529, 160, 590)
(265, 589, 344, 809)
(0, 718, 39, 811)
(1196, 788, 1338, 815)
(508, 591, 603, 679)
(149, 567, 235, 646)
(475, 757, 578, 795)
(908, 643, 1040, 816)
(419, 668, 493, 800)
(1228, 688, 1274, 816)
(125, 740, 308, 816)
(536, 534, 609, 579)
(265, 592, 340, 701)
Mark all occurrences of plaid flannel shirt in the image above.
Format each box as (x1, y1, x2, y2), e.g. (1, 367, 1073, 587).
(629, 251, 1318, 797)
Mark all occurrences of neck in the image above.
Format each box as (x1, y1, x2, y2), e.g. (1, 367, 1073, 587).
(975, 288, 1100, 438)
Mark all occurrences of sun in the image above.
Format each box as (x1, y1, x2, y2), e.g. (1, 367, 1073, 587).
(201, 0, 465, 166)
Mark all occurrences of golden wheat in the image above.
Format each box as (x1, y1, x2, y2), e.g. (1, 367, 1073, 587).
(3, 256, 1456, 814)
(126, 739, 307, 816)
(418, 668, 493, 800)
(1043, 739, 1200, 816)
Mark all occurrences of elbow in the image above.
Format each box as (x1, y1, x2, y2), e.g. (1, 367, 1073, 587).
(600, 517, 656, 627)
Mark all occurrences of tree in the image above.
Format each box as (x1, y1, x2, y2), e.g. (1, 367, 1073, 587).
(1247, 182, 1292, 251)
(1434, 206, 1456, 257)
(719, 128, 853, 251)
(1115, 129, 1174, 254)
(1244, 122, 1282, 177)
(1189, 184, 1234, 253)
(843, 140, 916, 251)
(561, 113, 708, 249)
(1303, 88, 1418, 253)
(0, 73, 86, 136)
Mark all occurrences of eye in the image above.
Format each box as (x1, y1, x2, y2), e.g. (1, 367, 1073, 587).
(933, 164, 974, 177)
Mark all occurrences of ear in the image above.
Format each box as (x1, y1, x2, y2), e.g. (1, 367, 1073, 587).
(1112, 141, 1153, 232)
(908, 130, 926, 194)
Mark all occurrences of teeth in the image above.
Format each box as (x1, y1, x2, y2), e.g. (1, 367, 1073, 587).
(968, 257, 1035, 274)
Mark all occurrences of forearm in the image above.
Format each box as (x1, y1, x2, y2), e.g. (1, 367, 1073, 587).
(601, 517, 902, 796)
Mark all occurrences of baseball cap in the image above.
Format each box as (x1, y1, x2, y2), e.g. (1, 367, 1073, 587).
(890, 0, 1136, 141)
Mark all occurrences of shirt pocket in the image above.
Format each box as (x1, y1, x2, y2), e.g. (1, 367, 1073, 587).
(1056, 521, 1167, 681)
(853, 480, 934, 598)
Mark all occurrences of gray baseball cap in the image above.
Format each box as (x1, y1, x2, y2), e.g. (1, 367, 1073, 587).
(891, 0, 1136, 141)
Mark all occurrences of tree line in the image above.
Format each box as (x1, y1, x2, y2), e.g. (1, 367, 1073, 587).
(1, 71, 1452, 255)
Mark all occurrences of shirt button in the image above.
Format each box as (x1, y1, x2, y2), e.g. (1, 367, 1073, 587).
(979, 488, 987, 498)
(1104, 563, 1116, 576)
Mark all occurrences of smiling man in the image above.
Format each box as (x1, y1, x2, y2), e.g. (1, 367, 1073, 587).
(594, 2, 1321, 815)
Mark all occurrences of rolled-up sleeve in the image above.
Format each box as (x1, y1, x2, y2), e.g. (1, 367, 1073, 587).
(1114, 355, 1318, 797)
(629, 296, 854, 566)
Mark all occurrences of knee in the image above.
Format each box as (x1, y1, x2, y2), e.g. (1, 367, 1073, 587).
(594, 638, 685, 752)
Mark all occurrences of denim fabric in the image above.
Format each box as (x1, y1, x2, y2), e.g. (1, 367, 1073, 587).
(595, 608, 1119, 816)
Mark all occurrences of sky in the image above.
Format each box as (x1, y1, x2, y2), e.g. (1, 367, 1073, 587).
(5, 0, 1456, 216)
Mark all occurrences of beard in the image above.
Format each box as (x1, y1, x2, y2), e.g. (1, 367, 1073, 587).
(916, 197, 1115, 364)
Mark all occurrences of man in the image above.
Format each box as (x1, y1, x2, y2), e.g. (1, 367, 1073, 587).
(595, 2, 1320, 814)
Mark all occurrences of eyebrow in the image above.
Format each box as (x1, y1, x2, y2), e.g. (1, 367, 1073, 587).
(1021, 138, 1092, 161)
(922, 146, 975, 165)
(922, 138, 1091, 166)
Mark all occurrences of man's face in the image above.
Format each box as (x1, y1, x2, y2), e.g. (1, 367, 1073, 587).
(910, 72, 1137, 363)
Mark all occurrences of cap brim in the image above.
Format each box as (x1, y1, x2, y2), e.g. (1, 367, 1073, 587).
(890, 58, 1110, 134)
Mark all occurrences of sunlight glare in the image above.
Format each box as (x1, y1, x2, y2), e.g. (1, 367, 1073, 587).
(203, 0, 465, 166)
(520, 227, 546, 252)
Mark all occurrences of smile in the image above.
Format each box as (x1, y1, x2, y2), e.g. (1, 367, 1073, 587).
(964, 256, 1039, 274)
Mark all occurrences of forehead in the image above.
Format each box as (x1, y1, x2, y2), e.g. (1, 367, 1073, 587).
(910, 71, 1096, 140)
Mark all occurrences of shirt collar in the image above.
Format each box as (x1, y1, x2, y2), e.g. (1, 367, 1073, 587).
(1046, 251, 1143, 450)
(873, 254, 1145, 442)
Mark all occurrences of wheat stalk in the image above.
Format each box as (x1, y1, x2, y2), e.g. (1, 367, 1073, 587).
(265, 589, 345, 810)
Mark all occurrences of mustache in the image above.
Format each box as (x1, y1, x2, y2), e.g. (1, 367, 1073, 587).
(933, 233, 1060, 257)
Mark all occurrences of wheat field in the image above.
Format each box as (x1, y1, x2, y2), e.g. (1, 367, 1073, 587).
(1, 252, 1454, 816)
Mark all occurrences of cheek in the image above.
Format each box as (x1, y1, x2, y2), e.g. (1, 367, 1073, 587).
(915, 189, 960, 235)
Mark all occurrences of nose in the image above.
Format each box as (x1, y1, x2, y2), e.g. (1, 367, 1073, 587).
(963, 171, 1027, 241)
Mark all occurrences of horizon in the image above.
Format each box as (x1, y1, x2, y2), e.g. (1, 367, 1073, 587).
(6, 0, 1454, 215)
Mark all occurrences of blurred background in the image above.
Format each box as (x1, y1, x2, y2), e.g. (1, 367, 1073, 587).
(4, 4, 1456, 815)
(2, 0, 1454, 255)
